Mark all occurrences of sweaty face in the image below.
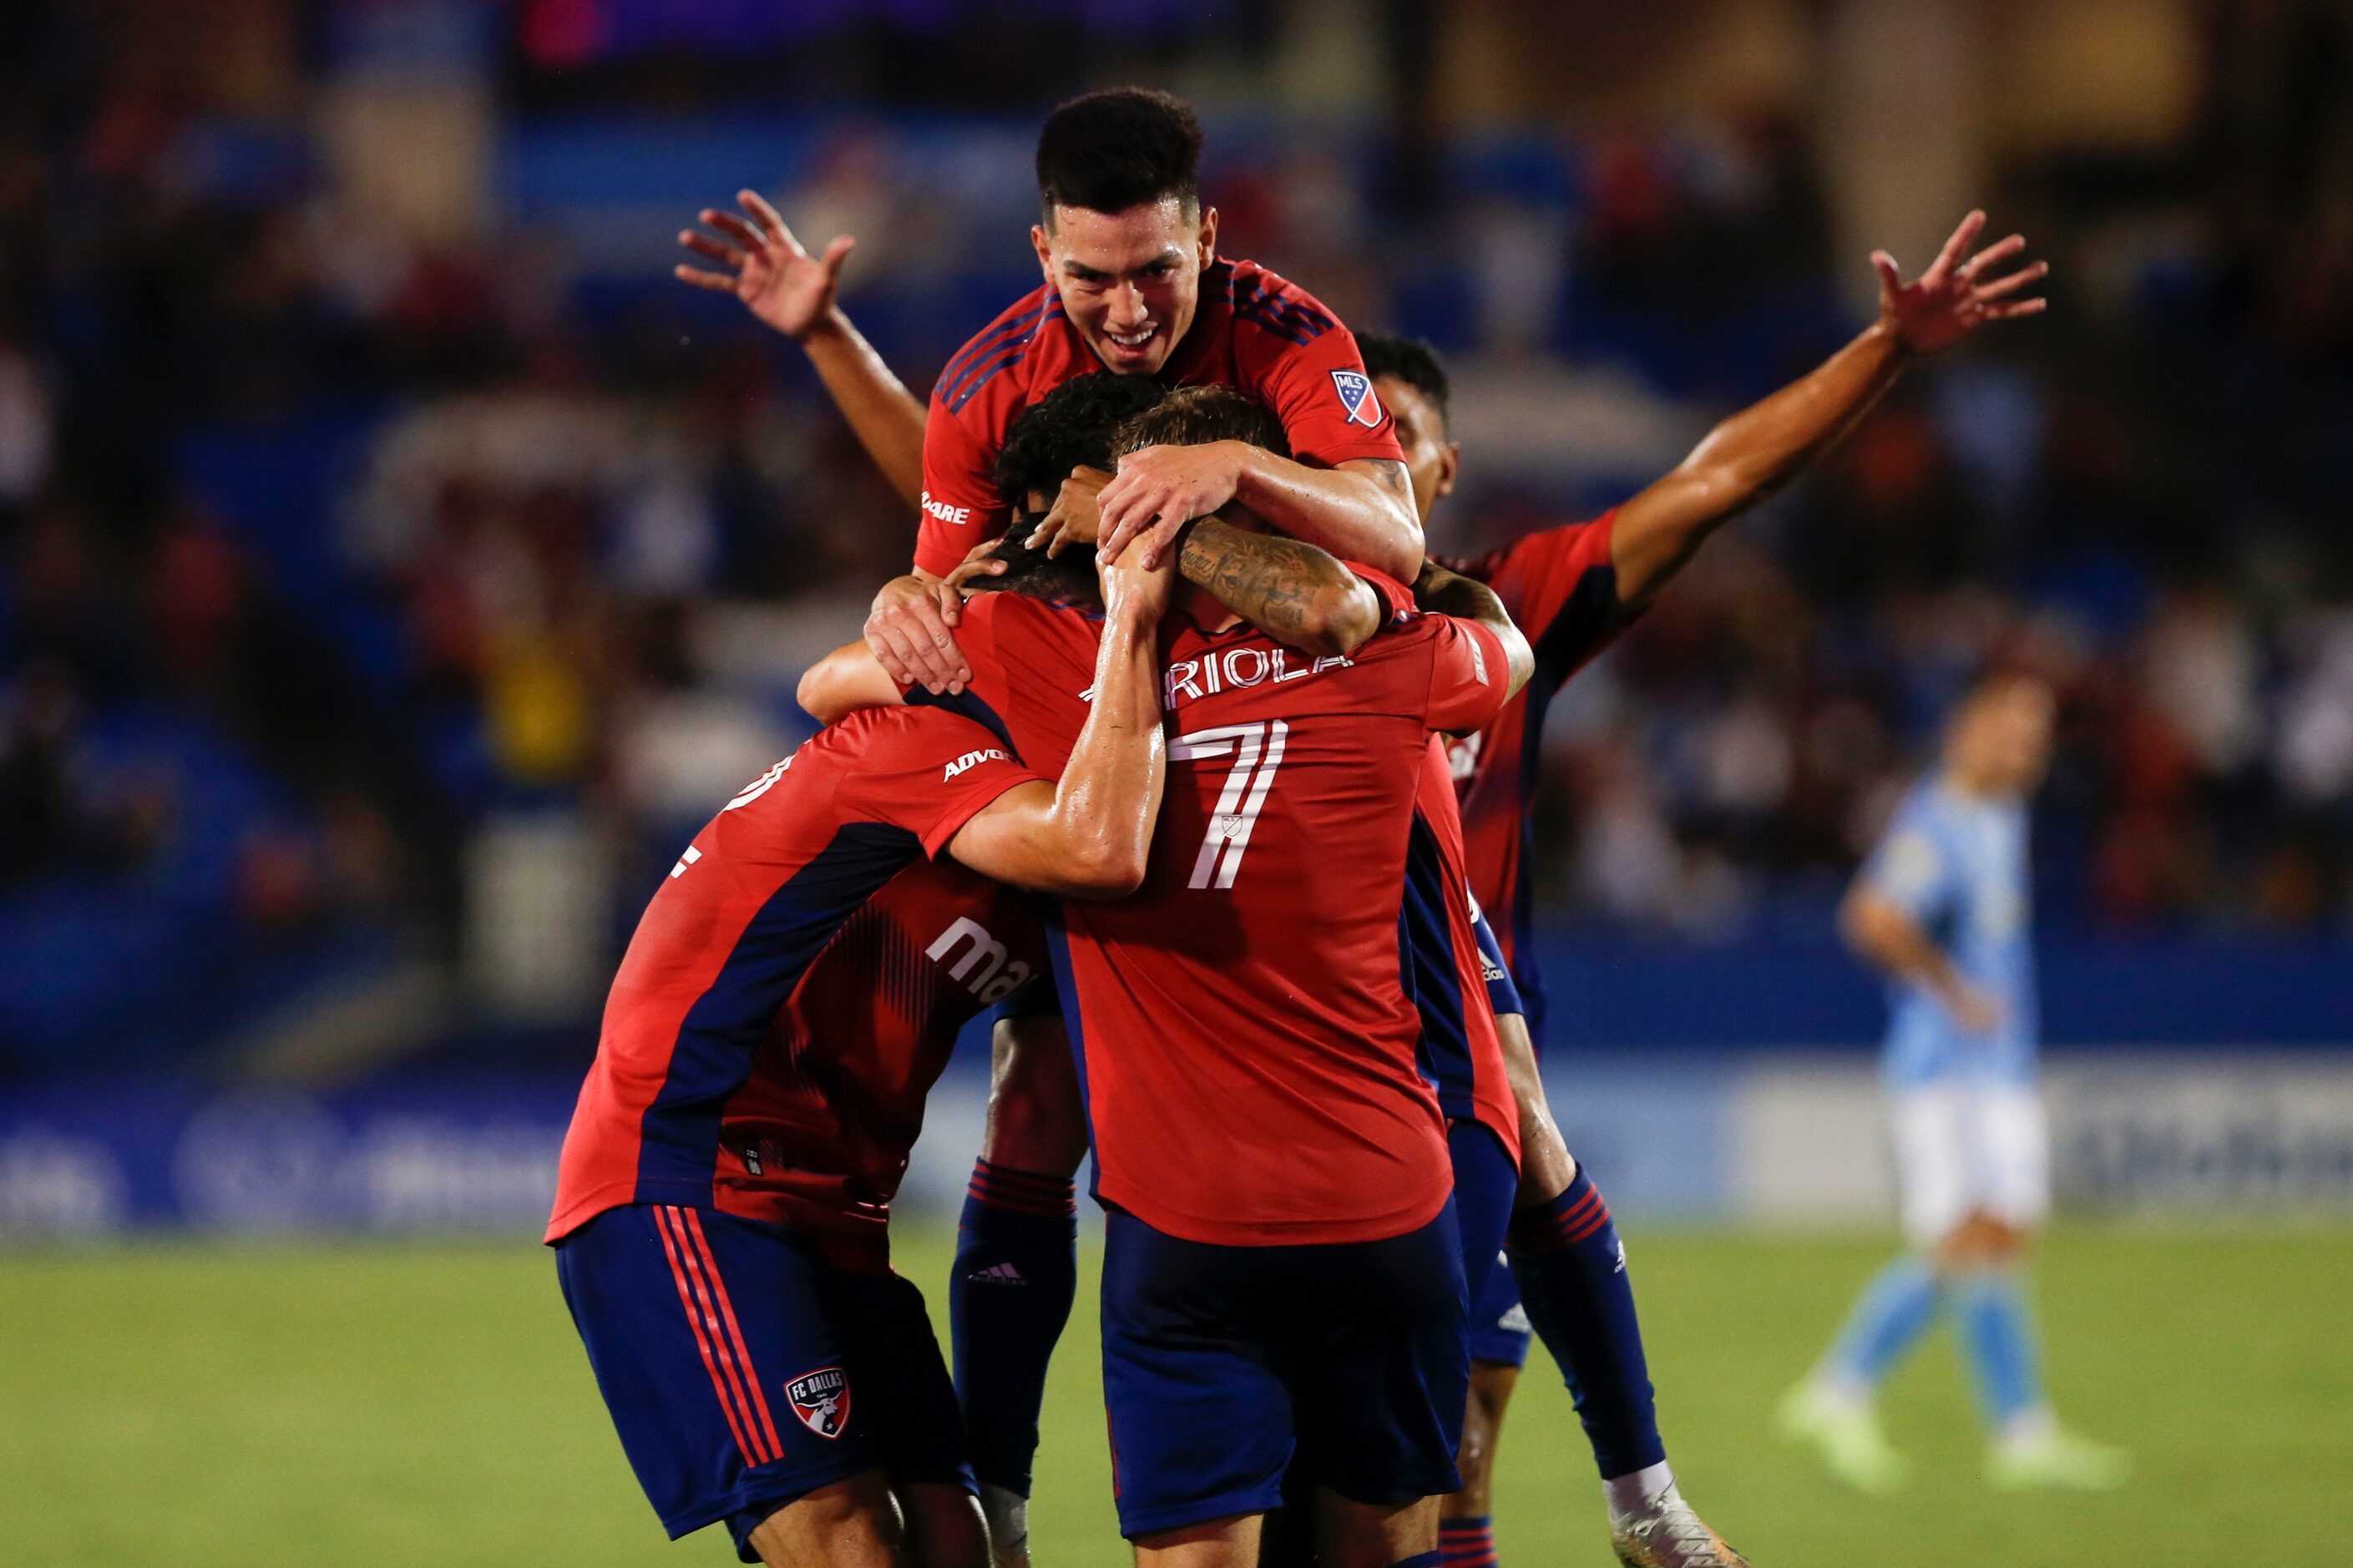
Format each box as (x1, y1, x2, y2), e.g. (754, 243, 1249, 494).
(1032, 200, 1217, 376)
(1374, 374, 1456, 524)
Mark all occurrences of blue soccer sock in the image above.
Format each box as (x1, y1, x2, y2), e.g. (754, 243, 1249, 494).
(1819, 1253, 1945, 1397)
(1439, 1514, 1498, 1568)
(1952, 1267, 2046, 1434)
(1507, 1169, 1667, 1479)
(949, 1160, 1078, 1497)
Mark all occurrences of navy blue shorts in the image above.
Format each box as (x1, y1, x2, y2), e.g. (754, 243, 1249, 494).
(554, 1204, 973, 1562)
(1099, 1204, 1468, 1540)
(1470, 907, 1525, 1020)
(1449, 1120, 1530, 1367)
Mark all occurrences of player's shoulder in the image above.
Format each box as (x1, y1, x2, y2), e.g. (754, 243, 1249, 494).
(931, 281, 1072, 418)
(1222, 256, 1346, 352)
(1461, 508, 1620, 585)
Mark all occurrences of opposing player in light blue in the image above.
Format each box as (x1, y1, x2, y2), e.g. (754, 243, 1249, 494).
(1779, 670, 2129, 1493)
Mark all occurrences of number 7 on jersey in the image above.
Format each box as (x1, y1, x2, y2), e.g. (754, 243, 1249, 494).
(1169, 721, 1289, 890)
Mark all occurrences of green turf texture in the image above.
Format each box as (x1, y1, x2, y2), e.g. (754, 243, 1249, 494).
(3, 1227, 2345, 1565)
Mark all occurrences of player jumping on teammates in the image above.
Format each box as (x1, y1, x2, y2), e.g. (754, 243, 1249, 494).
(809, 384, 1532, 1568)
(1779, 671, 2131, 1493)
(544, 540, 1173, 1567)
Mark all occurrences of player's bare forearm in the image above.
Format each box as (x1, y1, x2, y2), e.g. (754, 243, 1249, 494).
(1413, 559, 1534, 698)
(1612, 321, 1908, 609)
(1049, 593, 1166, 896)
(1176, 518, 1379, 658)
(796, 639, 903, 723)
(799, 308, 928, 508)
(1839, 886, 1961, 995)
(1232, 450, 1424, 583)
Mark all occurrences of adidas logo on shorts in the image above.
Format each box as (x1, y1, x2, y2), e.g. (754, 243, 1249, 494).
(969, 1262, 1026, 1286)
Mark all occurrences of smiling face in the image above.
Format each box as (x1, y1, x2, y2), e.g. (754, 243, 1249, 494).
(1032, 199, 1218, 377)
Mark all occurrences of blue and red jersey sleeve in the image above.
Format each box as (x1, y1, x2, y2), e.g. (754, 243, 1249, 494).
(1225, 264, 1404, 472)
(916, 287, 1065, 575)
(841, 707, 1051, 858)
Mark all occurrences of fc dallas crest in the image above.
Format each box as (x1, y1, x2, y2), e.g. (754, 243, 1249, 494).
(786, 1366, 852, 1439)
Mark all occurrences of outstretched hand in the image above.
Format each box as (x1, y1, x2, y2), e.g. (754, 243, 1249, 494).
(676, 190, 854, 342)
(1874, 210, 2049, 355)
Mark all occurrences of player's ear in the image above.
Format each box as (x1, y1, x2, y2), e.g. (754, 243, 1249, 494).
(1436, 440, 1462, 503)
(1030, 222, 1054, 283)
(1195, 206, 1218, 266)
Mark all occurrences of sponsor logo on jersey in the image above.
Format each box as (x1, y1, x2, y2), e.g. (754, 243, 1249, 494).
(1329, 368, 1384, 428)
(920, 490, 974, 527)
(944, 747, 1010, 780)
(786, 1366, 852, 1439)
(926, 916, 1033, 1004)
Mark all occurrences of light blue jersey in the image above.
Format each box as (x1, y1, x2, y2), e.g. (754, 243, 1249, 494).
(1858, 775, 2037, 1088)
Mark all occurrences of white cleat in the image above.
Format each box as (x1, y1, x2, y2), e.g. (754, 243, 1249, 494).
(1610, 1482, 1751, 1567)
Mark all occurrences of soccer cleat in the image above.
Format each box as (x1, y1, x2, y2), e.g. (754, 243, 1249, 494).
(1985, 1426, 2132, 1491)
(1609, 1483, 1749, 1567)
(1774, 1378, 1909, 1493)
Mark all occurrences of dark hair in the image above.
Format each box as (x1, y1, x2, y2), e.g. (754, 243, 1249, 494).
(994, 372, 1169, 509)
(1035, 88, 1202, 224)
(971, 373, 1173, 613)
(1355, 331, 1450, 425)
(1111, 385, 1289, 462)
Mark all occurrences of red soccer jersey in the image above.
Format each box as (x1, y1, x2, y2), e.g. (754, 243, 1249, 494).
(934, 584, 1512, 1246)
(1444, 511, 1630, 1036)
(913, 257, 1404, 576)
(547, 706, 1050, 1272)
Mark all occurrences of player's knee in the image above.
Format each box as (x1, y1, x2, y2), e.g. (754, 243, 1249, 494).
(746, 1472, 903, 1568)
(1313, 1492, 1439, 1568)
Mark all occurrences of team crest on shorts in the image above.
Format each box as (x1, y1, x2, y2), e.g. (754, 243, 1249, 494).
(786, 1367, 852, 1439)
(1329, 368, 1384, 428)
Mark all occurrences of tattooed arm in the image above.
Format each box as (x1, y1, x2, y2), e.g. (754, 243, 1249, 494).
(1176, 518, 1383, 660)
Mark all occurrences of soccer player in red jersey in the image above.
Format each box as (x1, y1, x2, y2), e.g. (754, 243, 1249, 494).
(1351, 208, 2048, 1566)
(547, 543, 1174, 1568)
(677, 88, 1422, 701)
(804, 386, 1533, 1568)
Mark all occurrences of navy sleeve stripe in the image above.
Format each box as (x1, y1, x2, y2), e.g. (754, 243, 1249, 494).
(1234, 303, 1316, 349)
(936, 298, 1062, 406)
(936, 296, 1055, 396)
(943, 342, 1044, 414)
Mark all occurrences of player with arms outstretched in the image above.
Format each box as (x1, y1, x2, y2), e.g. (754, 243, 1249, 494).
(546, 542, 1172, 1568)
(1345, 206, 2047, 1565)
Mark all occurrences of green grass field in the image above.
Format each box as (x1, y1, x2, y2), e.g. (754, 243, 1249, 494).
(4, 1227, 2347, 1565)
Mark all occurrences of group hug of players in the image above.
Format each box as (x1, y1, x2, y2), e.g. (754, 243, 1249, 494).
(547, 89, 2049, 1568)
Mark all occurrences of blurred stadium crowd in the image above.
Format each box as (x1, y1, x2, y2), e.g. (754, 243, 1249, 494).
(1, 0, 2349, 1069)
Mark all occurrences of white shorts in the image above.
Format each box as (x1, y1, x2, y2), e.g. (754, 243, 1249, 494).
(1888, 1080, 2049, 1247)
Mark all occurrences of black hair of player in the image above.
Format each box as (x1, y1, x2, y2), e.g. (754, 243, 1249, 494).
(993, 372, 1170, 508)
(1355, 331, 1450, 427)
(968, 373, 1175, 615)
(1035, 88, 1202, 225)
(1111, 384, 1290, 462)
